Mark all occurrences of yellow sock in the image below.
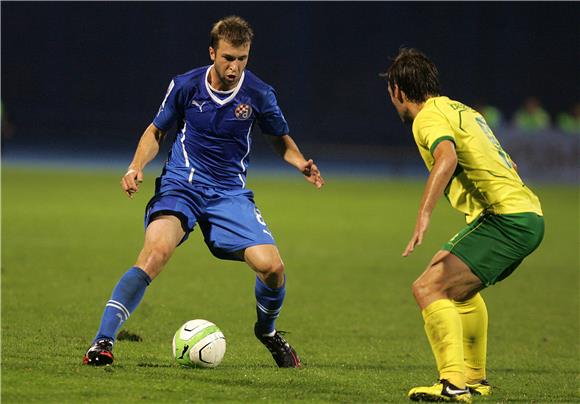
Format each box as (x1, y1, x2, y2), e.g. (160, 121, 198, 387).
(454, 293, 488, 384)
(422, 299, 465, 388)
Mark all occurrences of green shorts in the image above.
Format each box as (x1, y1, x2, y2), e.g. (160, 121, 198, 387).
(442, 213, 544, 287)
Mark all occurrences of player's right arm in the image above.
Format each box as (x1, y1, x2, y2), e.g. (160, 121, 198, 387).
(403, 140, 457, 257)
(122, 77, 183, 198)
(403, 106, 457, 257)
(121, 123, 166, 199)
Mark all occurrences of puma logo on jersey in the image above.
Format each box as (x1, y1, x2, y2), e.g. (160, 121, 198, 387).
(192, 100, 206, 112)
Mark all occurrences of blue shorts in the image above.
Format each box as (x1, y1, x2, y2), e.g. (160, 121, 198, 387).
(144, 177, 276, 261)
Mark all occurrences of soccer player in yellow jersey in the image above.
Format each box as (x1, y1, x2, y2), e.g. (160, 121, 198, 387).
(381, 48, 544, 402)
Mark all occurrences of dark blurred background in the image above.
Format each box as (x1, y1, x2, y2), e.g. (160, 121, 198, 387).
(2, 2, 579, 179)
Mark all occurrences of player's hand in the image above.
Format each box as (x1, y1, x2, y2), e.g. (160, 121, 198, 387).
(121, 168, 143, 199)
(402, 213, 430, 257)
(299, 159, 325, 189)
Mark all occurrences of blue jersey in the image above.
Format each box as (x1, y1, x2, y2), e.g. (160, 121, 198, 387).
(153, 66, 289, 189)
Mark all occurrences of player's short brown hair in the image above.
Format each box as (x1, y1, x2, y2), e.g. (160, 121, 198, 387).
(210, 16, 254, 49)
(380, 48, 440, 103)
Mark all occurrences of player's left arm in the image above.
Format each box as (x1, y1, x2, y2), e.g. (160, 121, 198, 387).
(265, 134, 325, 189)
(403, 140, 457, 257)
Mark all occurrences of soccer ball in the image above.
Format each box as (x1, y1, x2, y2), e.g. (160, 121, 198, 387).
(172, 319, 226, 368)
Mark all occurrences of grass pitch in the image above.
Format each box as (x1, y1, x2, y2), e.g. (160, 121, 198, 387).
(2, 166, 578, 403)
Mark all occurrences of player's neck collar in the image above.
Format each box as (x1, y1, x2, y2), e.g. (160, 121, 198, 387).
(208, 86, 235, 95)
(205, 66, 245, 106)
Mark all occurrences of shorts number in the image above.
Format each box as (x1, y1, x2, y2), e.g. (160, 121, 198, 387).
(254, 208, 266, 226)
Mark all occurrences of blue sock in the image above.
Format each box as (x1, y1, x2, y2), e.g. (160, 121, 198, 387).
(93, 266, 151, 343)
(255, 275, 286, 335)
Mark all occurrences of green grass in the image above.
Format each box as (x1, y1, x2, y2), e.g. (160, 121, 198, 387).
(2, 166, 578, 403)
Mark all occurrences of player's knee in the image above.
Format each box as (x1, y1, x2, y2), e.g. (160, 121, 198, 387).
(411, 279, 424, 301)
(246, 247, 284, 275)
(270, 259, 285, 278)
(254, 258, 285, 288)
(257, 258, 284, 278)
(144, 244, 174, 267)
(412, 277, 438, 302)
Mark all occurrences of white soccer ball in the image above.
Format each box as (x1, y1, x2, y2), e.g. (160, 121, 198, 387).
(172, 319, 226, 368)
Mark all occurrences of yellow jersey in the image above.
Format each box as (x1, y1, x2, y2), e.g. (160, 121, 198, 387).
(412, 96, 543, 223)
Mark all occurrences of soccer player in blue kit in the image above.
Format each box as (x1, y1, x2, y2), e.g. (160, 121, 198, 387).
(83, 16, 324, 368)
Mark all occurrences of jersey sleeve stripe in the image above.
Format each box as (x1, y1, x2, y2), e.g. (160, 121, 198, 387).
(160, 80, 175, 110)
(179, 124, 190, 168)
(429, 135, 456, 156)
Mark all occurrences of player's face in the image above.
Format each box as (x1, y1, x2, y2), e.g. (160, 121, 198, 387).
(388, 84, 413, 124)
(209, 39, 250, 90)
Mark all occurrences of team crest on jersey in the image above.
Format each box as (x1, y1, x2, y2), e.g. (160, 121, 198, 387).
(235, 103, 252, 120)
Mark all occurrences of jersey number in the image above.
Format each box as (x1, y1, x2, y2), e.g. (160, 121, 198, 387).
(475, 116, 513, 169)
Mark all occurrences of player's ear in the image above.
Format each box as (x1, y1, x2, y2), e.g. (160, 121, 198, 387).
(209, 46, 216, 62)
(394, 85, 405, 104)
(387, 84, 395, 99)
